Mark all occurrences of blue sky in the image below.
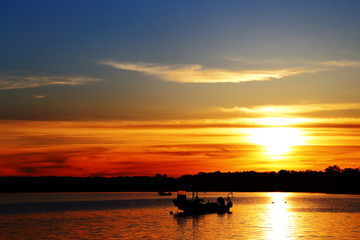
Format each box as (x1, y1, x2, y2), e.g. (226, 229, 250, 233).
(1, 0, 360, 121)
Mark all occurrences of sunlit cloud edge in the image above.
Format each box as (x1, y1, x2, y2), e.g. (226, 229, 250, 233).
(99, 60, 321, 83)
(2, 116, 360, 130)
(99, 58, 360, 83)
(218, 102, 360, 115)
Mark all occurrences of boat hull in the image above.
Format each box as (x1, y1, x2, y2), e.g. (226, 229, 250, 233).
(173, 199, 232, 214)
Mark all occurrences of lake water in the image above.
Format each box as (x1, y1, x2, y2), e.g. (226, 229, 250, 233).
(0, 192, 359, 239)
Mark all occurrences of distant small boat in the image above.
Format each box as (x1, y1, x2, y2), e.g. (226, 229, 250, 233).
(158, 191, 172, 196)
(172, 191, 233, 215)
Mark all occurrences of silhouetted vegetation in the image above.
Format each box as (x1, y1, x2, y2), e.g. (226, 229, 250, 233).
(1, 165, 359, 194)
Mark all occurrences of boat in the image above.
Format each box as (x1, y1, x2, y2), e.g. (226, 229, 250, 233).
(172, 191, 233, 214)
(158, 191, 172, 196)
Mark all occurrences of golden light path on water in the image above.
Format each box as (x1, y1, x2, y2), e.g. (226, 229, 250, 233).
(266, 192, 292, 240)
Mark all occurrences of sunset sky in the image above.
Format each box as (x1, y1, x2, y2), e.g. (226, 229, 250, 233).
(1, 0, 360, 177)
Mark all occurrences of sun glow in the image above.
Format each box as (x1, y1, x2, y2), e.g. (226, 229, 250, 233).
(245, 127, 307, 159)
(254, 117, 309, 126)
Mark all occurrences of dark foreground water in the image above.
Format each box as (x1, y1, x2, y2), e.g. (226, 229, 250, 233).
(0, 192, 359, 239)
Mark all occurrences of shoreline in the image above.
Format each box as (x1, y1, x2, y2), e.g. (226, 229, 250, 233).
(1, 169, 359, 194)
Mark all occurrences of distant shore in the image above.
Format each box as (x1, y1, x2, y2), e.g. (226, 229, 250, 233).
(1, 166, 359, 194)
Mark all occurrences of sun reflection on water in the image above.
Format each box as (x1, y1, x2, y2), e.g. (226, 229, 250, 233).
(266, 192, 292, 240)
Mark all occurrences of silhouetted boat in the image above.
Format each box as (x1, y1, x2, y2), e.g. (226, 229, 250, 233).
(158, 191, 172, 196)
(172, 191, 233, 214)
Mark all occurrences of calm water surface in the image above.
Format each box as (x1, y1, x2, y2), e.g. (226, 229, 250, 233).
(0, 192, 359, 239)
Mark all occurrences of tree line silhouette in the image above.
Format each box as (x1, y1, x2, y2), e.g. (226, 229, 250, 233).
(1, 165, 359, 193)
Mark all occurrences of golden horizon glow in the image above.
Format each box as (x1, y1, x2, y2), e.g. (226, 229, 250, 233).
(0, 119, 359, 177)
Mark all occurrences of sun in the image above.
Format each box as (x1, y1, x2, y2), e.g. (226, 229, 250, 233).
(245, 127, 306, 159)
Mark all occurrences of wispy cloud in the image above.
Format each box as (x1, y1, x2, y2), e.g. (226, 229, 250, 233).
(218, 102, 360, 117)
(100, 61, 318, 83)
(225, 57, 360, 68)
(318, 60, 360, 67)
(223, 56, 284, 65)
(0, 75, 103, 90)
(32, 95, 45, 99)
